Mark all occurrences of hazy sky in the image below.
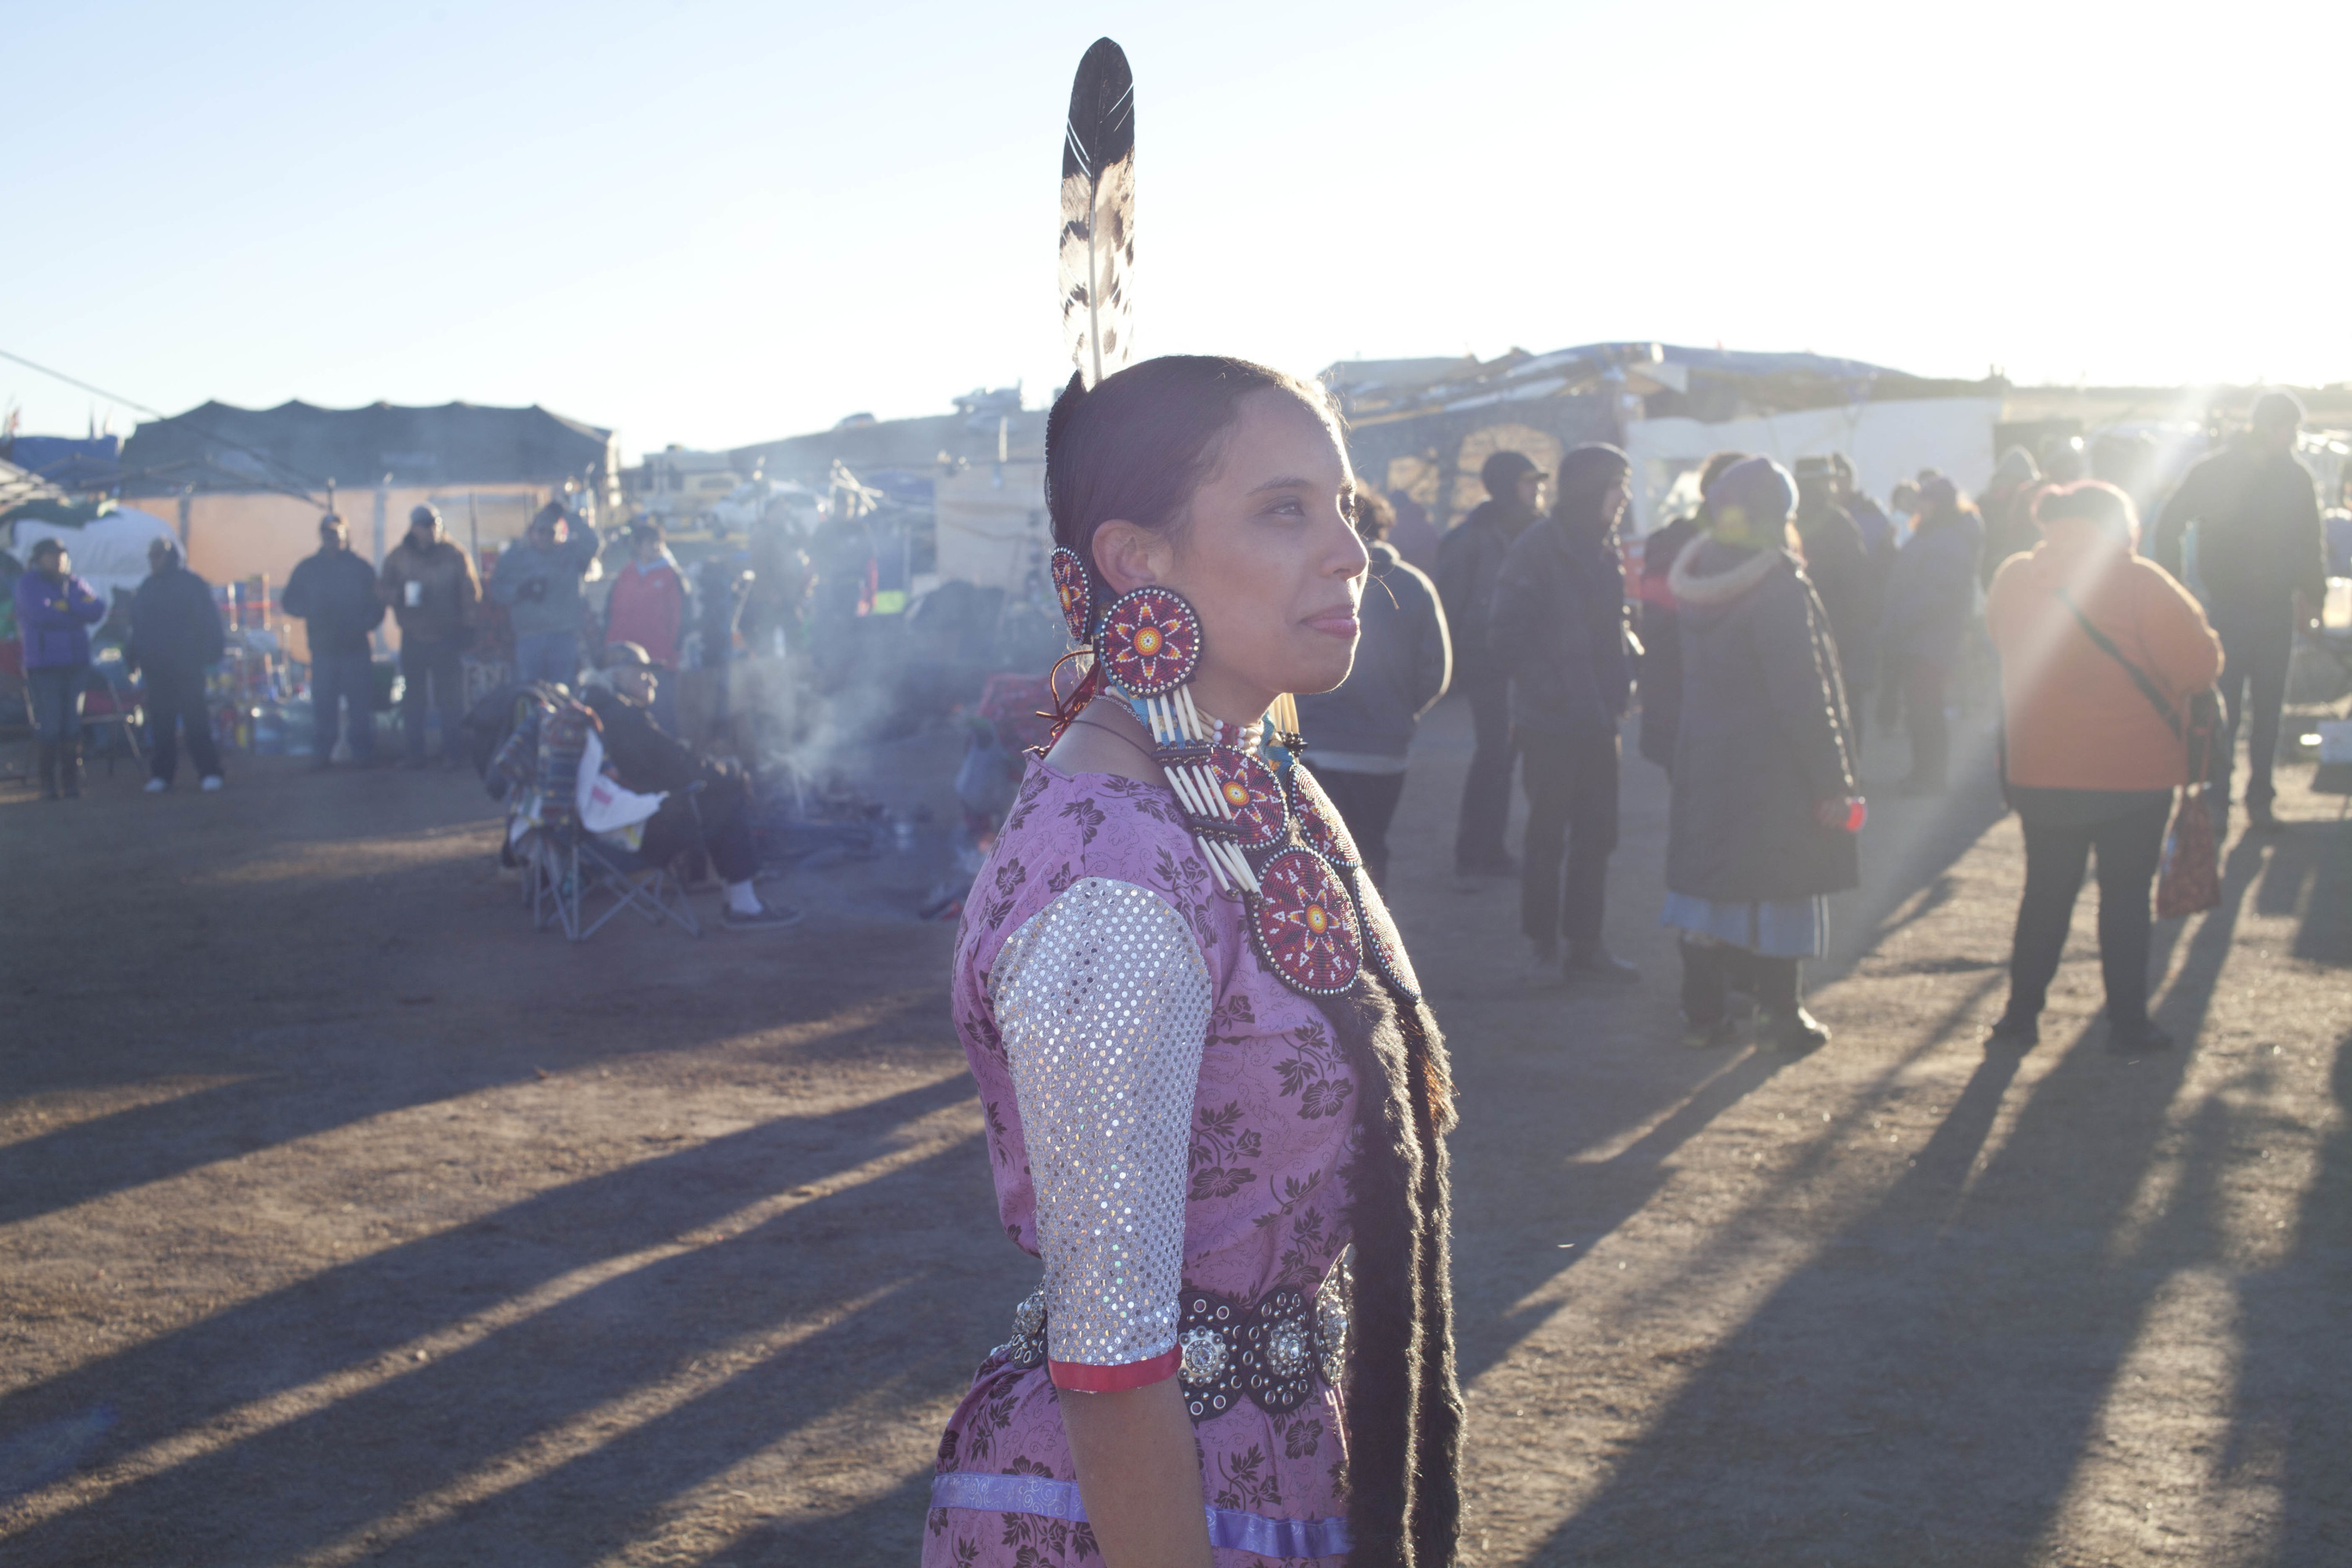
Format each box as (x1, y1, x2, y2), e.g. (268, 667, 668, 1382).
(10, 0, 2349, 459)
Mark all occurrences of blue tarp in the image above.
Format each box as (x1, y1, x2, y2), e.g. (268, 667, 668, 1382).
(2, 434, 123, 492)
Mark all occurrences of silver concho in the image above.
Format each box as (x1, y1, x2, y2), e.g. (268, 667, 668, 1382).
(1265, 1320, 1310, 1377)
(993, 1288, 1049, 1370)
(1179, 1325, 1229, 1386)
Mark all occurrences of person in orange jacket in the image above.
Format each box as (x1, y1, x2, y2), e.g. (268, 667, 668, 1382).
(1984, 481, 2222, 1056)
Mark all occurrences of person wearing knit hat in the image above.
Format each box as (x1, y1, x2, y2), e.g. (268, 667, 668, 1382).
(1488, 442, 1640, 983)
(1435, 445, 1547, 876)
(1660, 456, 1863, 1051)
(1985, 481, 2221, 1054)
(2148, 390, 2326, 833)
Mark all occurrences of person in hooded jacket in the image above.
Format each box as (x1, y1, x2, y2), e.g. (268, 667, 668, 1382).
(1986, 482, 2220, 1055)
(1879, 475, 1984, 795)
(13, 536, 108, 799)
(1794, 456, 1876, 742)
(1435, 448, 1543, 876)
(1490, 443, 1640, 983)
(2148, 390, 2326, 833)
(492, 502, 602, 686)
(282, 513, 387, 768)
(1664, 457, 1864, 1051)
(1294, 487, 1451, 887)
(128, 539, 228, 792)
(1635, 449, 1750, 775)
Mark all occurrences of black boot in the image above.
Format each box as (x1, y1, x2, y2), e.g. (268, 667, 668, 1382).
(1756, 956, 1830, 1054)
(58, 739, 83, 798)
(1678, 941, 1737, 1048)
(36, 741, 61, 800)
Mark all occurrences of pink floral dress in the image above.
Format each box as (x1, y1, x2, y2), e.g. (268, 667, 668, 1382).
(924, 760, 1363, 1567)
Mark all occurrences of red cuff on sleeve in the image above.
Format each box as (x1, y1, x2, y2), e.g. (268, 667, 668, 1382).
(1048, 1345, 1181, 1394)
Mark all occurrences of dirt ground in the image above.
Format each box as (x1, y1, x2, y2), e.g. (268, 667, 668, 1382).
(2, 693, 2347, 1567)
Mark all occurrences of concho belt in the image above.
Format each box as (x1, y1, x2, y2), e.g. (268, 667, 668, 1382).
(993, 1252, 1352, 1423)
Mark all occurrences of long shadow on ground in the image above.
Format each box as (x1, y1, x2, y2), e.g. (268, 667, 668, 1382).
(1529, 813, 2310, 1564)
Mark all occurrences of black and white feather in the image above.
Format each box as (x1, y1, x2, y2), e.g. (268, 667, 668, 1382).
(1058, 37, 1135, 389)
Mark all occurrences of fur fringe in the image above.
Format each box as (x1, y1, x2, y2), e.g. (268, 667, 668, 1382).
(1320, 976, 1461, 1567)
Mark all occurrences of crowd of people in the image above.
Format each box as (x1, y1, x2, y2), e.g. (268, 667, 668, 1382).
(1289, 391, 2332, 1058)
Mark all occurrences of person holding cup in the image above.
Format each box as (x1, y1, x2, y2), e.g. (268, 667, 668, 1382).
(378, 504, 480, 768)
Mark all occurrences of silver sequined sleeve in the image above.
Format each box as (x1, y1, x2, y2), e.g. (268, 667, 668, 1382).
(993, 877, 1211, 1386)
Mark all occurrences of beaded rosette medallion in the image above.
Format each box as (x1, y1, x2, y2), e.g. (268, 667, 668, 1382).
(1049, 556, 1418, 1003)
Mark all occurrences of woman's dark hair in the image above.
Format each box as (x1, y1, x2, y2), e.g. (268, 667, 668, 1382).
(1350, 486, 1397, 543)
(1045, 356, 1338, 604)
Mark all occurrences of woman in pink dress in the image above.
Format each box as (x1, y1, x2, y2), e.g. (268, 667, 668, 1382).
(924, 358, 1461, 1568)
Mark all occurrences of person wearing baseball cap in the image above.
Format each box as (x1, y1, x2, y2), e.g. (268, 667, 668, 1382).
(585, 642, 800, 929)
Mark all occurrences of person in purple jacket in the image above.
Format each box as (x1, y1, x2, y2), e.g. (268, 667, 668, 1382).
(13, 536, 109, 800)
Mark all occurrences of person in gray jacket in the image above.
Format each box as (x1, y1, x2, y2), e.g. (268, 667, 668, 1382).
(1294, 489, 1451, 887)
(490, 502, 601, 686)
(1664, 457, 1864, 1051)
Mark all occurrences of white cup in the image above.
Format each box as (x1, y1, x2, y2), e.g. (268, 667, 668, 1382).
(405, 581, 423, 608)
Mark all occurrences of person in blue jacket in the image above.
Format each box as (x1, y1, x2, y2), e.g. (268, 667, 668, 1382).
(13, 536, 108, 799)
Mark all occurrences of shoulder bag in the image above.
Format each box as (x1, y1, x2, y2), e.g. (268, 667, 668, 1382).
(2054, 587, 2220, 918)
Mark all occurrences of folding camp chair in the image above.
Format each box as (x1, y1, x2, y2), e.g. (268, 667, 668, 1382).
(530, 783, 706, 942)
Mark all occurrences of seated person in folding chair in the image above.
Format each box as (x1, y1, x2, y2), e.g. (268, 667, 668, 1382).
(585, 641, 800, 929)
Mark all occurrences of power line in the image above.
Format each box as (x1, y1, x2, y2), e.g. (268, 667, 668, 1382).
(0, 346, 328, 504)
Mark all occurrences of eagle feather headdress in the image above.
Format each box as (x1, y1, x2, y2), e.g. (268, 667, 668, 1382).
(1058, 38, 1135, 389)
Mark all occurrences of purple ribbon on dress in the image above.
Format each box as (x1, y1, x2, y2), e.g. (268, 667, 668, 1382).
(931, 1471, 1351, 1559)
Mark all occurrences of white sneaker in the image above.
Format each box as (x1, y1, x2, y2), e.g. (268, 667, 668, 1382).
(144, 778, 169, 793)
(200, 775, 224, 792)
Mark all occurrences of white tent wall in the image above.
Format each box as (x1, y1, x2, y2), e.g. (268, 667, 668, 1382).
(1623, 397, 2002, 535)
(9, 507, 182, 612)
(933, 460, 1047, 594)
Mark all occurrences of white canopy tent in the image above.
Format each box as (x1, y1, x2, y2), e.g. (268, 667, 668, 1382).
(9, 506, 183, 609)
(1624, 397, 2002, 535)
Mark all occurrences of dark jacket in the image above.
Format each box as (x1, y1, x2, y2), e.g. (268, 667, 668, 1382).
(13, 568, 107, 670)
(1666, 540, 1859, 902)
(490, 521, 603, 637)
(583, 684, 698, 793)
(1795, 498, 1875, 689)
(2150, 445, 2326, 610)
(1635, 514, 1703, 769)
(1488, 515, 1632, 741)
(379, 536, 479, 644)
(282, 546, 387, 659)
(1294, 543, 1451, 764)
(128, 564, 227, 676)
(1433, 497, 1537, 686)
(1879, 510, 1982, 670)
